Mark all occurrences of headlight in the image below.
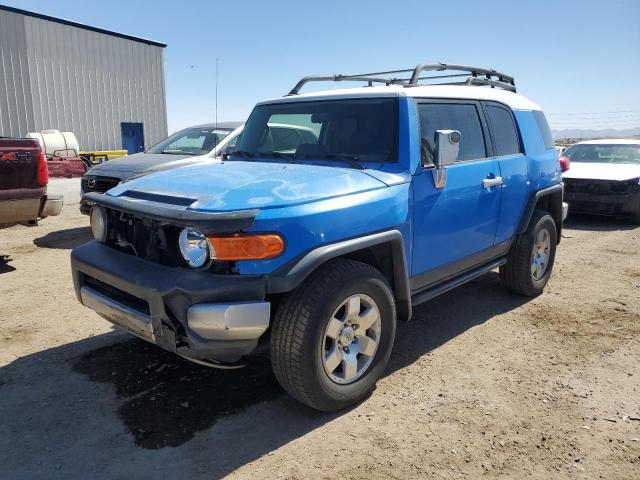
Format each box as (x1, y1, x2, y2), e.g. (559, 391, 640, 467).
(179, 227, 210, 268)
(90, 206, 108, 242)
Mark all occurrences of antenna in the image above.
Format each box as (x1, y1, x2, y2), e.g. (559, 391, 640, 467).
(214, 57, 219, 149)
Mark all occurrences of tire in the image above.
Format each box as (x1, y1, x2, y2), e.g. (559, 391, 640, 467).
(500, 210, 557, 296)
(270, 258, 396, 411)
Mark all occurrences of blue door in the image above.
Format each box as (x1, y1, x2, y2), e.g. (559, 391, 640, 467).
(481, 102, 529, 244)
(410, 101, 502, 290)
(121, 123, 145, 154)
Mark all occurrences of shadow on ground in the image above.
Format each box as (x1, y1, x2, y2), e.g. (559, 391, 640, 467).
(0, 254, 16, 274)
(72, 340, 283, 449)
(0, 272, 529, 478)
(564, 213, 639, 232)
(33, 226, 92, 249)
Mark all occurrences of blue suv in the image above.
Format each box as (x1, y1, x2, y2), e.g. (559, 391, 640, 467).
(71, 63, 566, 411)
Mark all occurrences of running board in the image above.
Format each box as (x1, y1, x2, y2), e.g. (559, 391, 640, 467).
(411, 258, 506, 306)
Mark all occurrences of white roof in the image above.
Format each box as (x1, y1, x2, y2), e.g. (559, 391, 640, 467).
(574, 139, 640, 145)
(258, 84, 542, 111)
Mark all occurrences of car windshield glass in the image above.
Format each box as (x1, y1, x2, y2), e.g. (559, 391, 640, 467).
(146, 128, 231, 155)
(235, 98, 397, 164)
(563, 144, 640, 165)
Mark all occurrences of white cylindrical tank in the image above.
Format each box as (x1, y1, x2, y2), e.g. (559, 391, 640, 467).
(26, 130, 80, 158)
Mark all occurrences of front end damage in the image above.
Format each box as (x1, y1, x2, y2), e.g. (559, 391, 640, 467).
(563, 177, 640, 219)
(71, 192, 271, 366)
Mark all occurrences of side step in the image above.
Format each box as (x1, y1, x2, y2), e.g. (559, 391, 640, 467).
(411, 258, 506, 307)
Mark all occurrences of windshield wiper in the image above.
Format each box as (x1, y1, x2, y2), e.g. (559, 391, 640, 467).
(257, 151, 296, 161)
(160, 150, 195, 155)
(313, 154, 365, 170)
(231, 150, 256, 160)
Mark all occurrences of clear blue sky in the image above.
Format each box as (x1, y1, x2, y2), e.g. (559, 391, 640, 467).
(6, 0, 640, 132)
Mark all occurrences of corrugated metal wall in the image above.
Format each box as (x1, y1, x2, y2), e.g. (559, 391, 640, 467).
(0, 10, 167, 151)
(0, 9, 35, 137)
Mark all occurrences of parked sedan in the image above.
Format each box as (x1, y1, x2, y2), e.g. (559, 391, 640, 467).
(80, 122, 242, 214)
(562, 139, 640, 223)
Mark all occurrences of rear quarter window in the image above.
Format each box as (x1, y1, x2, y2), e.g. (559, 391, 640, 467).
(533, 111, 555, 150)
(485, 105, 521, 156)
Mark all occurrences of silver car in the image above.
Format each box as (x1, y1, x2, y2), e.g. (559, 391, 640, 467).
(80, 122, 242, 213)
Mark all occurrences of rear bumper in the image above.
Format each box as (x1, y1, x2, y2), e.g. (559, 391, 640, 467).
(41, 194, 63, 218)
(71, 241, 270, 363)
(0, 194, 63, 223)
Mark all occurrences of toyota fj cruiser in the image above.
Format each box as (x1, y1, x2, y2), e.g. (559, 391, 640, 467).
(71, 63, 566, 411)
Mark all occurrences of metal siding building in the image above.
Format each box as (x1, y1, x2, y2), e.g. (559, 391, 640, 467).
(0, 5, 167, 152)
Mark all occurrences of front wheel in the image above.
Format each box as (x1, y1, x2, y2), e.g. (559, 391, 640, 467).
(500, 210, 557, 296)
(270, 258, 396, 411)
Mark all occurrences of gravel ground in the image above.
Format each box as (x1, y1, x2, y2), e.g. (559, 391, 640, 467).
(0, 178, 639, 479)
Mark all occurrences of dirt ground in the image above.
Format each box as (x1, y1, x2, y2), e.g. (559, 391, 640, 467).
(1, 178, 639, 479)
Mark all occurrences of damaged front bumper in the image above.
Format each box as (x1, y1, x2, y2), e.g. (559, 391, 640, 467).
(563, 178, 640, 219)
(71, 241, 270, 364)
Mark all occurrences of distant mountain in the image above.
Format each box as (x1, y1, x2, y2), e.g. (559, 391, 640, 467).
(552, 127, 640, 140)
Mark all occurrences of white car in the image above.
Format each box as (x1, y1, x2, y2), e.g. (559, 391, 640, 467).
(562, 139, 640, 223)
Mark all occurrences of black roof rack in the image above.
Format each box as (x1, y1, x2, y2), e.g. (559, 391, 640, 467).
(287, 63, 516, 95)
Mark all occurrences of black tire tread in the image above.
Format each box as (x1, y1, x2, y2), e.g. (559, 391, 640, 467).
(270, 258, 390, 410)
(500, 210, 556, 296)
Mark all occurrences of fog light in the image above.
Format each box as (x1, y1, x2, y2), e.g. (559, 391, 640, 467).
(179, 227, 210, 268)
(90, 206, 108, 243)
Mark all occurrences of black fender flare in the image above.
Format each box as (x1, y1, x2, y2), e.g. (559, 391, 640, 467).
(517, 183, 564, 241)
(266, 230, 412, 321)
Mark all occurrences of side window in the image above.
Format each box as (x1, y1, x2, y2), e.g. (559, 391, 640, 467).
(533, 110, 555, 150)
(418, 103, 486, 165)
(485, 105, 521, 156)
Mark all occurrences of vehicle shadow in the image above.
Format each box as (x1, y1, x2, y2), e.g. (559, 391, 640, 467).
(0, 254, 16, 273)
(564, 214, 639, 232)
(0, 272, 529, 478)
(33, 226, 93, 249)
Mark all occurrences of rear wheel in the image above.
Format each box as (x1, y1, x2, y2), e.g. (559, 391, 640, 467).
(500, 210, 557, 296)
(270, 258, 396, 411)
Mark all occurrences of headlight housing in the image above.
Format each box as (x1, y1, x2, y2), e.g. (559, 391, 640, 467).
(90, 206, 108, 243)
(179, 227, 210, 268)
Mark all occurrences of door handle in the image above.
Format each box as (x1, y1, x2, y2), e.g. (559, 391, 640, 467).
(483, 176, 503, 189)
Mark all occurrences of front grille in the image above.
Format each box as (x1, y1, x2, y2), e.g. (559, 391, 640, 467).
(564, 178, 638, 196)
(84, 275, 150, 316)
(103, 208, 185, 268)
(82, 175, 120, 193)
(101, 208, 234, 273)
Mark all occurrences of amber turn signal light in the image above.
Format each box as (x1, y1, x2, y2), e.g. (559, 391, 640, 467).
(208, 234, 284, 260)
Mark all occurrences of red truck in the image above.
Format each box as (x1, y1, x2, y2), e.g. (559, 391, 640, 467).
(0, 138, 63, 226)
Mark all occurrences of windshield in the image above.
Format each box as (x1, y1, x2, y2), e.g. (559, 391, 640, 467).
(146, 127, 232, 155)
(563, 144, 640, 165)
(235, 98, 397, 164)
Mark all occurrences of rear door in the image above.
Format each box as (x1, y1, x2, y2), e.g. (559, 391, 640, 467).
(411, 100, 503, 289)
(481, 102, 528, 244)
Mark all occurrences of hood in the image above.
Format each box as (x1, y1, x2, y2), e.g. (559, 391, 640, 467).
(106, 160, 387, 212)
(562, 162, 640, 182)
(86, 152, 196, 177)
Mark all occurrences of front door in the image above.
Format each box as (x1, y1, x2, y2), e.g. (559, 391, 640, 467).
(411, 100, 502, 291)
(121, 123, 145, 154)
